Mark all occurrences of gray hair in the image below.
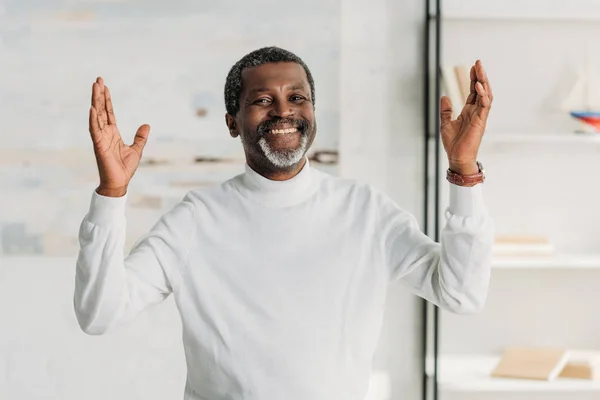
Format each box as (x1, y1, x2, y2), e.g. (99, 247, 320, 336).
(224, 46, 315, 116)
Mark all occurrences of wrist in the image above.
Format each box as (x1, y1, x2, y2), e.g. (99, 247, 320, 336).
(96, 185, 128, 198)
(446, 161, 485, 187)
(448, 161, 479, 176)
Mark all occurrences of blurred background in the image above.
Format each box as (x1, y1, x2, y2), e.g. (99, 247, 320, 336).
(2, 0, 600, 399)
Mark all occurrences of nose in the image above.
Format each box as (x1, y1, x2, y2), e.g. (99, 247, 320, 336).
(269, 98, 295, 118)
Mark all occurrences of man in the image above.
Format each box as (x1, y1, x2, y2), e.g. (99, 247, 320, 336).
(74, 46, 494, 399)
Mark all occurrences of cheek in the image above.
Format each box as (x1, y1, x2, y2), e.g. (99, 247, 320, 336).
(245, 110, 268, 131)
(302, 105, 316, 122)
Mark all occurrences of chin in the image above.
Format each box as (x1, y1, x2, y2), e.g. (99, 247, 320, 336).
(258, 136, 308, 169)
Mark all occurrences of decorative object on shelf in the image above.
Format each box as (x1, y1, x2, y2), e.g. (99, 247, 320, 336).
(491, 347, 570, 381)
(308, 150, 338, 165)
(492, 235, 554, 257)
(561, 58, 600, 133)
(570, 111, 600, 132)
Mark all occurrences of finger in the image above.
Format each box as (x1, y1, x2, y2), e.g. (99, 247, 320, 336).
(440, 96, 453, 127)
(89, 106, 101, 139)
(95, 77, 108, 129)
(105, 86, 117, 125)
(475, 81, 491, 118)
(467, 65, 477, 105)
(130, 124, 151, 156)
(91, 81, 97, 107)
(475, 60, 493, 103)
(92, 81, 103, 109)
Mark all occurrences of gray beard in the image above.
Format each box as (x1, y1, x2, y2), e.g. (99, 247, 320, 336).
(256, 134, 309, 169)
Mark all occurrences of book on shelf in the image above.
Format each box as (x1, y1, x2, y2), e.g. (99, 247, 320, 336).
(491, 346, 570, 381)
(492, 235, 554, 257)
(491, 347, 600, 381)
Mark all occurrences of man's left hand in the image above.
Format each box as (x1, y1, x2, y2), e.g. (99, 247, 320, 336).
(440, 60, 493, 175)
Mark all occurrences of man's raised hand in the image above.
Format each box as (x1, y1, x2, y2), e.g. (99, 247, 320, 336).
(89, 77, 150, 197)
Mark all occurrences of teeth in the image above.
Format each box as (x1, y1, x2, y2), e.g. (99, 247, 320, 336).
(271, 128, 298, 134)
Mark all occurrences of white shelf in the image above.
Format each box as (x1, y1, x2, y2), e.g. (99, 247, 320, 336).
(435, 355, 600, 393)
(433, 1, 600, 22)
(433, 13, 600, 22)
(428, 133, 600, 145)
(481, 133, 600, 145)
(492, 254, 600, 269)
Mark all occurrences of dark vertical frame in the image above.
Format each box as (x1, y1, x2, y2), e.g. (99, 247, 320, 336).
(421, 0, 431, 399)
(423, 1, 441, 400)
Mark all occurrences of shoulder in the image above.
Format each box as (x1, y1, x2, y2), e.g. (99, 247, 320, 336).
(165, 177, 239, 218)
(184, 180, 233, 203)
(314, 168, 374, 197)
(313, 168, 403, 213)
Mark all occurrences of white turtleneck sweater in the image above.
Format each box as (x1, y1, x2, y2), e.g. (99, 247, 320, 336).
(74, 158, 493, 400)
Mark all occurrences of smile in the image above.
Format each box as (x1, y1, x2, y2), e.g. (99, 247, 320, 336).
(270, 127, 298, 135)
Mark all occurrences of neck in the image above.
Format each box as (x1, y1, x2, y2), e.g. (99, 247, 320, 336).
(246, 156, 307, 181)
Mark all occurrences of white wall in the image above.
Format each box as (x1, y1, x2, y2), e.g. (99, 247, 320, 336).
(0, 257, 186, 400)
(340, 0, 426, 399)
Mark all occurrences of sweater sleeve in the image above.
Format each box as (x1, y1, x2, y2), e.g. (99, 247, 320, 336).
(381, 184, 494, 314)
(73, 190, 196, 335)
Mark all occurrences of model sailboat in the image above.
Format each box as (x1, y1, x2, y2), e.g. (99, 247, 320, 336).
(561, 59, 600, 132)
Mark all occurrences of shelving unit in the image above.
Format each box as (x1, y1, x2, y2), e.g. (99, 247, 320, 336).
(422, 2, 600, 400)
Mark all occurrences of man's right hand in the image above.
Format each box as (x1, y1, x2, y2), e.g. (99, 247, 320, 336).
(89, 77, 150, 197)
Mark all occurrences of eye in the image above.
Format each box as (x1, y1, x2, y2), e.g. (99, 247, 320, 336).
(290, 95, 306, 102)
(254, 98, 272, 105)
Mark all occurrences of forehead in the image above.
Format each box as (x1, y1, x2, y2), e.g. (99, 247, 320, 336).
(241, 62, 309, 93)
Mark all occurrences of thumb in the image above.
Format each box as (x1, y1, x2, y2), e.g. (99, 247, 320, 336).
(130, 124, 150, 156)
(440, 96, 453, 127)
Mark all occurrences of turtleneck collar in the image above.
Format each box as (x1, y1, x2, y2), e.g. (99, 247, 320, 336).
(233, 157, 318, 208)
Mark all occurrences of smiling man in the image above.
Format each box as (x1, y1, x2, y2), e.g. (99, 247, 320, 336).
(225, 56, 317, 179)
(74, 46, 494, 400)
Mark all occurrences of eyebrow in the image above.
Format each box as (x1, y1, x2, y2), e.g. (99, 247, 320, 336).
(289, 84, 308, 91)
(248, 83, 308, 94)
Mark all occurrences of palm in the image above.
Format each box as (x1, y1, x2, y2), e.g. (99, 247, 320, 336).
(440, 60, 493, 169)
(89, 77, 149, 192)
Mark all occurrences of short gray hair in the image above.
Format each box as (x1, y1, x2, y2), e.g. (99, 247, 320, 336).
(224, 46, 315, 116)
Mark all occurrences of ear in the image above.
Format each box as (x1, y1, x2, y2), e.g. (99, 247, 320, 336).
(225, 113, 239, 138)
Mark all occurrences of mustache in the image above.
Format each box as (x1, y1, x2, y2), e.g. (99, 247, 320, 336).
(256, 117, 310, 136)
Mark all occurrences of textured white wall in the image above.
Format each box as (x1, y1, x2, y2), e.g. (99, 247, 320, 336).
(0, 0, 340, 257)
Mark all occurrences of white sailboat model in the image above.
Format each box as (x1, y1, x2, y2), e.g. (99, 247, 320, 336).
(560, 58, 600, 132)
